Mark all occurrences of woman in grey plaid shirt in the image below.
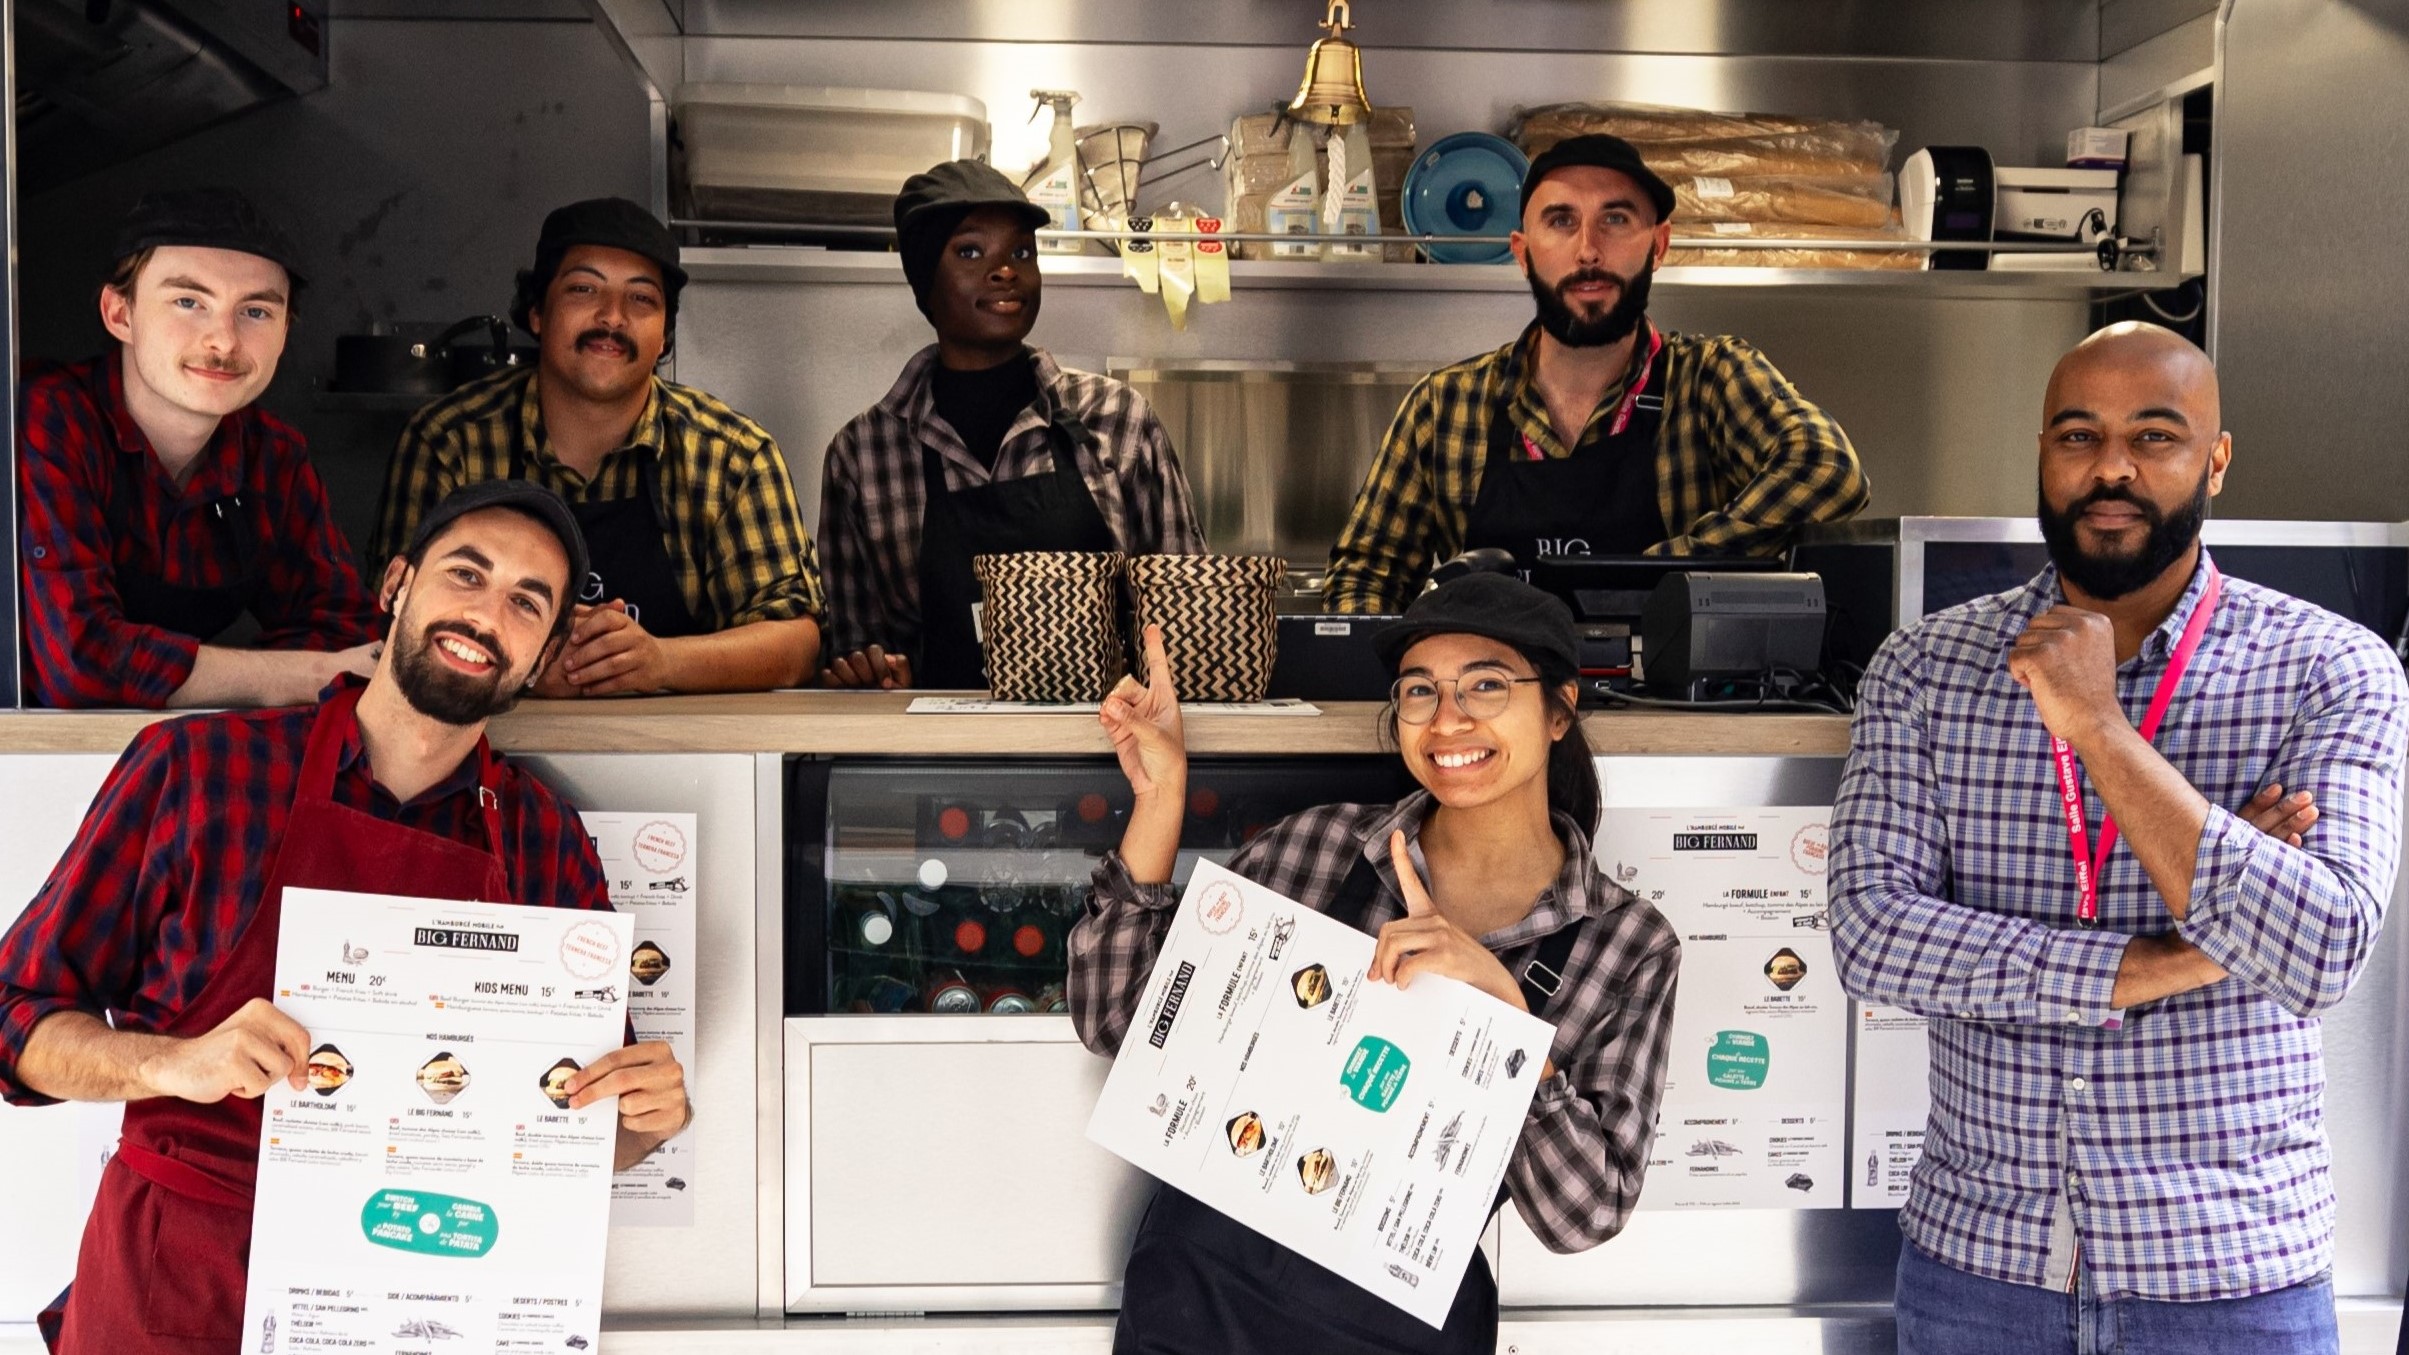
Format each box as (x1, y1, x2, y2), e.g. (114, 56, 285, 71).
(1069, 573, 1681, 1355)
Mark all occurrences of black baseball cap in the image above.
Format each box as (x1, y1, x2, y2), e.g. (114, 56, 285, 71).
(1373, 572, 1581, 676)
(405, 480, 590, 606)
(1521, 134, 1676, 223)
(893, 160, 1052, 306)
(532, 197, 688, 292)
(112, 188, 308, 289)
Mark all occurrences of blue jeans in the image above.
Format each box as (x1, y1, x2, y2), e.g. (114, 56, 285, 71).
(1894, 1239, 2339, 1355)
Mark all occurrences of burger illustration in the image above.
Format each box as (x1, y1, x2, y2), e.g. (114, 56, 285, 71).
(305, 1044, 352, 1098)
(1225, 1111, 1266, 1158)
(1764, 947, 1809, 992)
(629, 941, 672, 987)
(1297, 1147, 1338, 1195)
(538, 1058, 581, 1109)
(416, 1050, 471, 1105)
(1290, 964, 1332, 1010)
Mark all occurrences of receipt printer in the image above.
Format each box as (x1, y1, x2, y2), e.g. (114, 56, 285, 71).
(1640, 572, 1827, 697)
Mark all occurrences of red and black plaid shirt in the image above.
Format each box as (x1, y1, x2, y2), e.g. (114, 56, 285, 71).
(0, 680, 613, 1105)
(16, 352, 380, 707)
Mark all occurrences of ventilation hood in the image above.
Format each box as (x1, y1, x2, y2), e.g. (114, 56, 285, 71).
(13, 0, 328, 194)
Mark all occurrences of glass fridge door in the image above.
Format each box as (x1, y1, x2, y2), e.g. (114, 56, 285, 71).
(791, 757, 1410, 1016)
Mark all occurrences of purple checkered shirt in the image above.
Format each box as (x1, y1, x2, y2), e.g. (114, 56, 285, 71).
(1829, 551, 2408, 1301)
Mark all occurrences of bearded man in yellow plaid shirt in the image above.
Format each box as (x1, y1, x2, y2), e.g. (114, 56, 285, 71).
(371, 198, 824, 694)
(1324, 135, 1869, 615)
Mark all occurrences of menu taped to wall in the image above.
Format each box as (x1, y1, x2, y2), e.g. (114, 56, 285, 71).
(581, 811, 698, 1227)
(242, 888, 633, 1353)
(1594, 807, 1848, 1211)
(1086, 860, 1556, 1328)
(1850, 1003, 1931, 1208)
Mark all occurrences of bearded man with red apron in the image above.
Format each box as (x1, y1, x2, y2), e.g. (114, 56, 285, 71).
(0, 480, 693, 1353)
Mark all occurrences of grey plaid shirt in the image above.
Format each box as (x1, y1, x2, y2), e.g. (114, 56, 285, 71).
(1830, 554, 2409, 1301)
(1069, 791, 1682, 1253)
(818, 345, 1205, 658)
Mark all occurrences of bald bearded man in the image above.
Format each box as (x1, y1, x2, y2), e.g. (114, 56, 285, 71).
(1829, 323, 2407, 1354)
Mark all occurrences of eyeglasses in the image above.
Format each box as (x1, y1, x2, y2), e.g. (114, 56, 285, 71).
(1391, 673, 1543, 725)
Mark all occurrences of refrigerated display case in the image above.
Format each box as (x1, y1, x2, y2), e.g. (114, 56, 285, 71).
(788, 757, 1415, 1018)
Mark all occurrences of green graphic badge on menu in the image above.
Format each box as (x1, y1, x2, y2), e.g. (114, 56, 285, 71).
(362, 1189, 499, 1257)
(1340, 1036, 1411, 1111)
(1707, 1030, 1769, 1090)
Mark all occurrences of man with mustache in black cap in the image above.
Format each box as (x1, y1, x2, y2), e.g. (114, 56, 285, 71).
(1323, 134, 1868, 613)
(0, 481, 689, 1354)
(817, 160, 1203, 690)
(371, 197, 826, 695)
(17, 188, 383, 708)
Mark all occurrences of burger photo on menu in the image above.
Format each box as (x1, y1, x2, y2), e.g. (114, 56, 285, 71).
(1290, 964, 1332, 1009)
(1764, 947, 1809, 992)
(306, 1044, 353, 1098)
(1226, 1111, 1267, 1158)
(539, 1057, 581, 1109)
(1297, 1147, 1339, 1195)
(416, 1050, 472, 1105)
(630, 940, 673, 987)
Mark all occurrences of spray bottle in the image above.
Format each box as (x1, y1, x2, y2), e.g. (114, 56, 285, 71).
(1024, 89, 1086, 256)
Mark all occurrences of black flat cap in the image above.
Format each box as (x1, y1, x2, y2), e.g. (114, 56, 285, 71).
(893, 160, 1052, 305)
(534, 197, 687, 291)
(405, 480, 590, 603)
(1373, 572, 1581, 676)
(1521, 134, 1675, 224)
(114, 188, 308, 288)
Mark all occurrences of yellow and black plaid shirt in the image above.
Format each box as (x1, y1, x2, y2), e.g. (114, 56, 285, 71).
(369, 368, 824, 629)
(1323, 321, 1868, 614)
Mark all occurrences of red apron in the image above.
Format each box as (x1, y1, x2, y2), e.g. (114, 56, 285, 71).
(43, 685, 510, 1354)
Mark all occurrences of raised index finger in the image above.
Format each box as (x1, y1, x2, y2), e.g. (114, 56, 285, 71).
(1388, 830, 1437, 918)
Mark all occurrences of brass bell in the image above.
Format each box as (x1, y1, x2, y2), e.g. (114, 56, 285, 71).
(1288, 0, 1370, 127)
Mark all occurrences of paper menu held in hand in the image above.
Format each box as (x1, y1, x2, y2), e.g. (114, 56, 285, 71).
(1085, 860, 1557, 1328)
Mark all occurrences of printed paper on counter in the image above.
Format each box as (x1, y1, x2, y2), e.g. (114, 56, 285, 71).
(583, 811, 699, 1227)
(1086, 860, 1557, 1329)
(243, 888, 633, 1354)
(1594, 807, 1848, 1211)
(1850, 1003, 1930, 1208)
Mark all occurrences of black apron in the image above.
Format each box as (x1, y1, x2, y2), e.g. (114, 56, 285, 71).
(104, 446, 264, 642)
(1462, 337, 1669, 576)
(1113, 854, 1588, 1355)
(510, 438, 702, 639)
(913, 410, 1116, 689)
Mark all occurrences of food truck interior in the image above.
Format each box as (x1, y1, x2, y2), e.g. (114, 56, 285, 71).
(4, 1, 2409, 1351)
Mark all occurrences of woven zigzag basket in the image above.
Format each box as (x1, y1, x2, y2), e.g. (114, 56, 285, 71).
(1127, 554, 1287, 703)
(972, 551, 1129, 702)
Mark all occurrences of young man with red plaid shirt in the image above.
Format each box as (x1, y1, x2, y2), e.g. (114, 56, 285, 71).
(16, 188, 380, 708)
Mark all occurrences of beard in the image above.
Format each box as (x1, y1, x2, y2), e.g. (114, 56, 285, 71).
(1527, 256, 1654, 348)
(2036, 463, 2212, 601)
(392, 618, 524, 726)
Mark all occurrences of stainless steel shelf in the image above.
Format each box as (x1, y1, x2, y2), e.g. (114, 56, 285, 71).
(679, 247, 2198, 299)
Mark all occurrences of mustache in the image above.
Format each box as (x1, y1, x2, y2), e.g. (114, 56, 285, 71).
(1551, 268, 1631, 301)
(574, 328, 636, 360)
(2065, 482, 2165, 523)
(186, 353, 254, 375)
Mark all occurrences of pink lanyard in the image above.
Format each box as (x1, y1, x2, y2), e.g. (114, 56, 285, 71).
(2051, 563, 2222, 925)
(1521, 326, 1665, 460)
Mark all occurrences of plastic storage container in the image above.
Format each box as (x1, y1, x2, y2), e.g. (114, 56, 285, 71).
(675, 83, 990, 226)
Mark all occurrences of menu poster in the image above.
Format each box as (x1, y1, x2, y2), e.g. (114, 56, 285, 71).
(581, 812, 699, 1228)
(1594, 807, 1848, 1211)
(244, 888, 633, 1353)
(1087, 860, 1556, 1328)
(1850, 1004, 1932, 1208)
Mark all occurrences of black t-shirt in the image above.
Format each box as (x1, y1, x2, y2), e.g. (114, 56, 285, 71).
(931, 354, 1041, 471)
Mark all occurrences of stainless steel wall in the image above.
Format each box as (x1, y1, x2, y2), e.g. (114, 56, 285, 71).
(2210, 0, 2409, 521)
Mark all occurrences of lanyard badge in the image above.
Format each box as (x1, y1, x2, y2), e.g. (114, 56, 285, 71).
(2051, 563, 2223, 925)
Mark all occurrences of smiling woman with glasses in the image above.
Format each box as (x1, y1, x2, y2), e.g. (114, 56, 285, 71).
(1064, 570, 1683, 1355)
